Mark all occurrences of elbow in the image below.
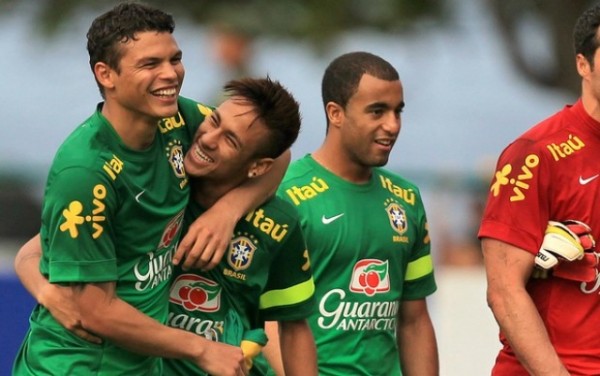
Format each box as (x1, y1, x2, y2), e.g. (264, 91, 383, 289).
(485, 286, 503, 314)
(486, 284, 519, 323)
(485, 288, 500, 312)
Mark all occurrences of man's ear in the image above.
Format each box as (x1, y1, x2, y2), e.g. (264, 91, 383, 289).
(325, 101, 344, 129)
(94, 62, 116, 91)
(247, 158, 274, 178)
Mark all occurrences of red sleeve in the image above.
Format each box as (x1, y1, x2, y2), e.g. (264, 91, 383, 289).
(478, 138, 551, 255)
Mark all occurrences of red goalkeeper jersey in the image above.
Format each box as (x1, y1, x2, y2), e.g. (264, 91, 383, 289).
(479, 99, 600, 375)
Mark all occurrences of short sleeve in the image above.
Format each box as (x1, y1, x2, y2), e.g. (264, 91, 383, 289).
(259, 220, 315, 321)
(42, 166, 119, 283)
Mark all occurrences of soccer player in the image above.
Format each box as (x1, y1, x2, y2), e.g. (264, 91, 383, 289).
(12, 3, 287, 375)
(164, 77, 317, 376)
(479, 3, 600, 375)
(271, 51, 439, 375)
(15, 77, 318, 376)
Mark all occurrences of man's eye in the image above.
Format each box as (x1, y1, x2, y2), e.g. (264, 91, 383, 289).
(142, 61, 158, 68)
(226, 136, 239, 149)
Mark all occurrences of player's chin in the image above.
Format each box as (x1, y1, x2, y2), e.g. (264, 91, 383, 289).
(369, 154, 390, 167)
(151, 96, 179, 118)
(156, 104, 179, 119)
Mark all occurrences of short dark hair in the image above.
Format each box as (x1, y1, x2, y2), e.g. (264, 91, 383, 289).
(87, 1, 175, 97)
(321, 51, 399, 120)
(573, 3, 600, 66)
(223, 77, 301, 159)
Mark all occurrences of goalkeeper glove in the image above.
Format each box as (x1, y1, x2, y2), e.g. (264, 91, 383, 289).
(535, 220, 595, 270)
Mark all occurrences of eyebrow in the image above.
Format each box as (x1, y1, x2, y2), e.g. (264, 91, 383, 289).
(211, 109, 222, 124)
(365, 101, 405, 112)
(136, 50, 182, 66)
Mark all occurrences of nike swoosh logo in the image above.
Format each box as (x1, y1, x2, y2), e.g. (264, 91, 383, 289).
(579, 175, 599, 185)
(322, 213, 344, 224)
(135, 190, 146, 202)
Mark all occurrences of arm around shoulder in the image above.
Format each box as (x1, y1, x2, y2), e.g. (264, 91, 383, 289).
(174, 149, 291, 270)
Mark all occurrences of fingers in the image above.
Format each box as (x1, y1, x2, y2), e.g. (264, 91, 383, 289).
(182, 237, 228, 271)
(181, 236, 214, 271)
(74, 328, 103, 344)
(202, 240, 228, 271)
(173, 231, 192, 266)
(175, 231, 231, 271)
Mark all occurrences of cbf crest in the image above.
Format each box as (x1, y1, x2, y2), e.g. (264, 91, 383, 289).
(227, 235, 257, 271)
(165, 140, 186, 179)
(384, 198, 407, 235)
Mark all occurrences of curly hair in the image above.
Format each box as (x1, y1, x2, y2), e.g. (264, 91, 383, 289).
(86, 2, 175, 97)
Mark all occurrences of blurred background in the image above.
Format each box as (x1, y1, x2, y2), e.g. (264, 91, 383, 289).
(0, 0, 589, 374)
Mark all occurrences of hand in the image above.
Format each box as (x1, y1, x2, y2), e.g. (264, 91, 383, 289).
(535, 220, 595, 269)
(173, 206, 238, 271)
(194, 340, 247, 376)
(39, 283, 102, 344)
(240, 329, 268, 371)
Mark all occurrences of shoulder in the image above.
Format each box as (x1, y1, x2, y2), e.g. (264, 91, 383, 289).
(505, 103, 585, 157)
(177, 96, 215, 116)
(374, 168, 426, 209)
(280, 155, 316, 186)
(251, 196, 301, 225)
(159, 96, 215, 141)
(51, 114, 113, 173)
(374, 167, 421, 193)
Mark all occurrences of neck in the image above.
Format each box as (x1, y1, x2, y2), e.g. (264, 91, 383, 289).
(190, 177, 245, 208)
(312, 140, 372, 184)
(101, 101, 158, 150)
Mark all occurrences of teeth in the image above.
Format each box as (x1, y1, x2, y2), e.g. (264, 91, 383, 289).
(376, 140, 392, 146)
(154, 88, 177, 96)
(194, 145, 214, 163)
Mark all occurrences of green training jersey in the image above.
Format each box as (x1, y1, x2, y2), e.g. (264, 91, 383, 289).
(13, 97, 212, 376)
(276, 155, 437, 376)
(163, 197, 315, 376)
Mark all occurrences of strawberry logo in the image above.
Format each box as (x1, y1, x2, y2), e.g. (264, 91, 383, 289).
(158, 210, 184, 249)
(169, 274, 221, 312)
(349, 259, 390, 296)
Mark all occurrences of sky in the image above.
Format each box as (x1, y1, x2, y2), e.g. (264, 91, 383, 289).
(0, 0, 573, 186)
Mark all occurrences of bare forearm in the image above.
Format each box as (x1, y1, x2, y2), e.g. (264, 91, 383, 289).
(14, 234, 46, 301)
(263, 321, 285, 376)
(279, 320, 317, 376)
(482, 239, 569, 375)
(77, 284, 204, 360)
(397, 313, 439, 376)
(490, 290, 568, 375)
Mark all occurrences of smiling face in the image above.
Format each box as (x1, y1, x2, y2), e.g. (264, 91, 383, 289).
(184, 97, 270, 183)
(335, 73, 404, 169)
(99, 31, 184, 122)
